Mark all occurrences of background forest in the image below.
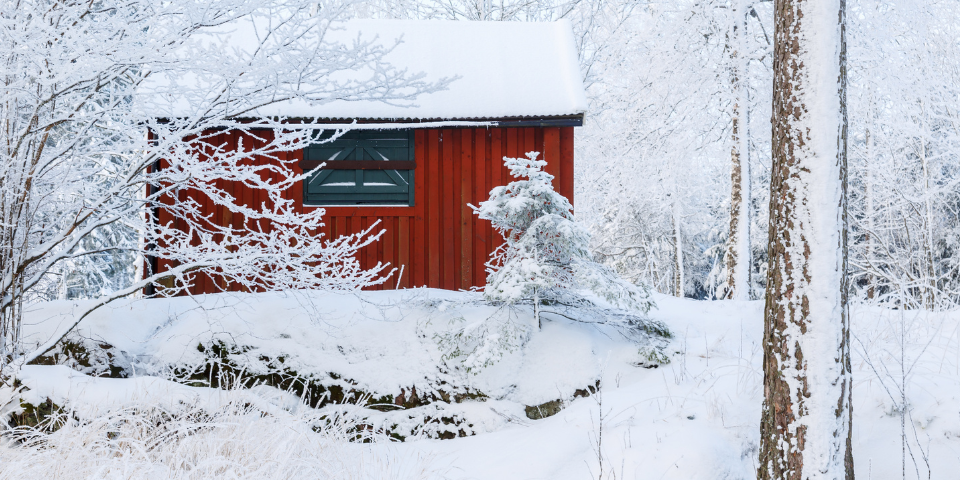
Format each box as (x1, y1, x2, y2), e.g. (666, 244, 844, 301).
(54, 0, 960, 313)
(4, 1, 958, 478)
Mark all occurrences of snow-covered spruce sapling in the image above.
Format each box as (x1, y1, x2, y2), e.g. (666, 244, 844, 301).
(474, 152, 655, 327)
(429, 153, 665, 374)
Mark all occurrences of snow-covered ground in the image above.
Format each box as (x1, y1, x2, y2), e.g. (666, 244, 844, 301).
(4, 290, 959, 479)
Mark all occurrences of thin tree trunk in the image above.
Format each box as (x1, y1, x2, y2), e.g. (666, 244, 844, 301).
(918, 112, 936, 309)
(723, 0, 752, 301)
(534, 290, 541, 329)
(672, 197, 684, 297)
(758, 0, 854, 478)
(864, 127, 875, 299)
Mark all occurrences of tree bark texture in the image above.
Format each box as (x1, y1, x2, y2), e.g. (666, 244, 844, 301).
(724, 103, 752, 300)
(758, 0, 854, 479)
(723, 1, 752, 301)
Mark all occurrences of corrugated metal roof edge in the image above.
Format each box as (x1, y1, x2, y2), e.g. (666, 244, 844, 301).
(154, 114, 584, 128)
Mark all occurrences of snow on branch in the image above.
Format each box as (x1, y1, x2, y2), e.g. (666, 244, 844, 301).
(0, 0, 448, 375)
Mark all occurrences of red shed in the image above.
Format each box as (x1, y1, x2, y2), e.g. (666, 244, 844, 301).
(153, 20, 588, 293)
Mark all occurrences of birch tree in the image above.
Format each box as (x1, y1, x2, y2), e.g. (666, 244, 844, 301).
(719, 0, 754, 301)
(0, 0, 443, 379)
(582, 0, 773, 299)
(757, 0, 853, 478)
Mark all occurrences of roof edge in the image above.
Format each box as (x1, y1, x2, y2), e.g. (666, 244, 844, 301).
(264, 114, 585, 127)
(155, 114, 584, 128)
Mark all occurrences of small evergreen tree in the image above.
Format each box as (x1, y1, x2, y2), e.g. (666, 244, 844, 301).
(474, 152, 653, 327)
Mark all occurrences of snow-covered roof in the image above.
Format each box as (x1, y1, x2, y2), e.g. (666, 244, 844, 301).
(143, 19, 588, 123)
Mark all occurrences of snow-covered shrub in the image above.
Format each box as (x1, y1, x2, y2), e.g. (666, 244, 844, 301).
(432, 297, 671, 374)
(432, 303, 533, 372)
(474, 152, 655, 323)
(0, 388, 441, 480)
(0, 384, 19, 427)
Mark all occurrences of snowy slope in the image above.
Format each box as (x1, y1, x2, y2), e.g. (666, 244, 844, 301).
(8, 291, 960, 479)
(397, 295, 960, 480)
(18, 290, 651, 407)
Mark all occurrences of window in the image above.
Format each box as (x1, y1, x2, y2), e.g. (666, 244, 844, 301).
(301, 129, 415, 206)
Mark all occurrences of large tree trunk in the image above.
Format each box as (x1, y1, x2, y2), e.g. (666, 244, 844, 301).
(722, 0, 752, 301)
(758, 0, 854, 478)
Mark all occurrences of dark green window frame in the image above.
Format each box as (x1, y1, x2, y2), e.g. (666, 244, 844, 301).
(300, 129, 415, 206)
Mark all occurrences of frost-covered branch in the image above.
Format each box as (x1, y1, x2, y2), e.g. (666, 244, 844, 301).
(0, 0, 448, 371)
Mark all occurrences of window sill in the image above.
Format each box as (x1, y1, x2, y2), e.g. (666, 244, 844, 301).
(305, 205, 419, 217)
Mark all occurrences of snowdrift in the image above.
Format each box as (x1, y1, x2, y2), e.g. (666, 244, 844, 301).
(3, 290, 960, 480)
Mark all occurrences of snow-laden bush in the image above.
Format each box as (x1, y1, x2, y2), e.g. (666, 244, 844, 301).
(474, 152, 654, 325)
(432, 296, 671, 373)
(433, 153, 669, 373)
(0, 388, 441, 480)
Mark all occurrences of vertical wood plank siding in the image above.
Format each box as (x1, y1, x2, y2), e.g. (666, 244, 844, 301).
(162, 127, 574, 294)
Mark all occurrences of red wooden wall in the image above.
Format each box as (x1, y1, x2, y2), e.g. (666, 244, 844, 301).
(155, 126, 575, 294)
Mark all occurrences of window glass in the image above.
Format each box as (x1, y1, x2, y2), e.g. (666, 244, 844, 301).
(302, 130, 415, 206)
